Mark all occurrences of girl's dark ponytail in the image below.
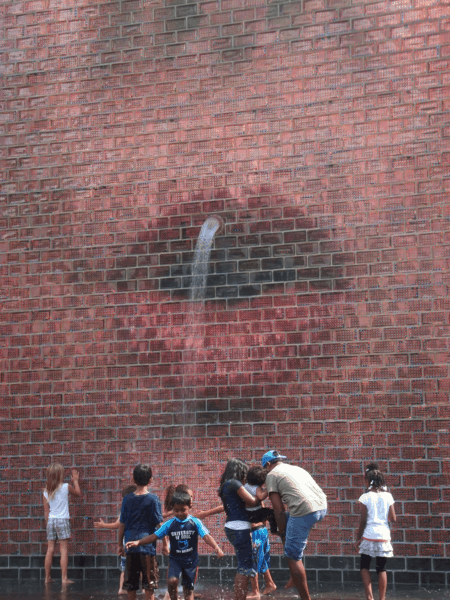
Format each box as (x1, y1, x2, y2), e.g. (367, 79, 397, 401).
(366, 468, 386, 491)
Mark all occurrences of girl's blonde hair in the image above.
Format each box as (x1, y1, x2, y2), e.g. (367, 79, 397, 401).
(45, 463, 65, 500)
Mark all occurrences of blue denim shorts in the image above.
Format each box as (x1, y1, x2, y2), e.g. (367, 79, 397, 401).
(225, 528, 256, 577)
(284, 509, 327, 561)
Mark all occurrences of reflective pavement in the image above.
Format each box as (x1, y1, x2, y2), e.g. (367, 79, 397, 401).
(0, 581, 449, 600)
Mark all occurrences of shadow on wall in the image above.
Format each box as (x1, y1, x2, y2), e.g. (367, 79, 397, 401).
(99, 209, 350, 300)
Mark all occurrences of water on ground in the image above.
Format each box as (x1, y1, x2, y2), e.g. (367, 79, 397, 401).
(0, 581, 449, 600)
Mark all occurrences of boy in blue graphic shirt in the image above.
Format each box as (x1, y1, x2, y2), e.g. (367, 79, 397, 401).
(126, 490, 224, 600)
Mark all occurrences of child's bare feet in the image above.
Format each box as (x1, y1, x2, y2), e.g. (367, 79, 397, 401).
(262, 583, 277, 595)
(61, 579, 74, 584)
(284, 577, 294, 589)
(246, 594, 261, 600)
(44, 578, 52, 584)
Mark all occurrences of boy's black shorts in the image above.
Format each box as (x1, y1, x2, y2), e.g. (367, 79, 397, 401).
(247, 507, 278, 533)
(124, 554, 159, 592)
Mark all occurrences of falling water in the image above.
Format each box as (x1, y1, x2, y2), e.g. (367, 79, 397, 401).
(177, 216, 222, 436)
(190, 216, 221, 301)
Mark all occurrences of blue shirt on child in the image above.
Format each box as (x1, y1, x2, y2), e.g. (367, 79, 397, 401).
(154, 516, 209, 567)
(120, 492, 163, 555)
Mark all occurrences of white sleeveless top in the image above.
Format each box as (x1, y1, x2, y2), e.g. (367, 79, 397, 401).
(43, 483, 70, 519)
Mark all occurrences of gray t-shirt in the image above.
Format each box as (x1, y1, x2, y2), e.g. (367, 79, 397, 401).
(265, 463, 327, 518)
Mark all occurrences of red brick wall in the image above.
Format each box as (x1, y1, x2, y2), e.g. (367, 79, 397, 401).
(1, 0, 449, 566)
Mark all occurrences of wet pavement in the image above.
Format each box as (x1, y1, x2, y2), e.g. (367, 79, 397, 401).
(0, 581, 449, 600)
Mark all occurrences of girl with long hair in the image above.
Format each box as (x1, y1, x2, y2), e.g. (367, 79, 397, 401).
(218, 458, 259, 600)
(43, 463, 81, 584)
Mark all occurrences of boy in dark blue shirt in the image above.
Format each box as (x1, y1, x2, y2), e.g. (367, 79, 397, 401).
(118, 464, 163, 600)
(126, 490, 224, 600)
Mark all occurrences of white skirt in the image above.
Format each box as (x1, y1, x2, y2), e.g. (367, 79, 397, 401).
(360, 539, 393, 558)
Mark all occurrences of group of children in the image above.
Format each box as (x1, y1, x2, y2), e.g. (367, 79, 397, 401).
(43, 460, 396, 600)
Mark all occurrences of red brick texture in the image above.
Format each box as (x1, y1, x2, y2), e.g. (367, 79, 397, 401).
(0, 0, 449, 569)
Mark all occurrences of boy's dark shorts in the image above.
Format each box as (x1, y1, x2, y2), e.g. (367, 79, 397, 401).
(124, 554, 159, 592)
(167, 558, 198, 591)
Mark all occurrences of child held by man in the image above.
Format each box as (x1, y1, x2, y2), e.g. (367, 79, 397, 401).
(126, 489, 224, 600)
(244, 466, 277, 599)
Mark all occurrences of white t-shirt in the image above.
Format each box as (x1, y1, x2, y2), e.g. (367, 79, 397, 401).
(359, 490, 394, 541)
(44, 483, 70, 519)
(243, 483, 261, 512)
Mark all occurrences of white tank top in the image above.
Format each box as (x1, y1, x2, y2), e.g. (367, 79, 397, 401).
(44, 483, 70, 519)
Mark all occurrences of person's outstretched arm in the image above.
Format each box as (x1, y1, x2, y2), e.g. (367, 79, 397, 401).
(202, 534, 224, 558)
(94, 518, 120, 530)
(126, 533, 158, 550)
(194, 504, 224, 519)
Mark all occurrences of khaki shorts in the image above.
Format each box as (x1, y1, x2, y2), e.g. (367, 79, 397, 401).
(47, 518, 71, 541)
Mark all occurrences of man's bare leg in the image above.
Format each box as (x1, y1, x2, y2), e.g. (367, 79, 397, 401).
(287, 558, 311, 600)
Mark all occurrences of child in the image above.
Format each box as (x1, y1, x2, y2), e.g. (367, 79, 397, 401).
(118, 464, 163, 600)
(126, 490, 224, 600)
(163, 483, 194, 519)
(163, 484, 177, 519)
(161, 484, 195, 600)
(355, 465, 396, 600)
(43, 463, 81, 584)
(244, 466, 277, 533)
(94, 484, 137, 594)
(244, 466, 277, 599)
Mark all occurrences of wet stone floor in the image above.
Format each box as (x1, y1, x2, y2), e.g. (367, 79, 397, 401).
(0, 581, 449, 600)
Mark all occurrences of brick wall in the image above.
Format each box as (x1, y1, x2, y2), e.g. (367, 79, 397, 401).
(1, 0, 449, 580)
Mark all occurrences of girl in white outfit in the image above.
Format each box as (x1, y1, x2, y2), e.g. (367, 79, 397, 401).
(355, 464, 396, 600)
(43, 463, 81, 584)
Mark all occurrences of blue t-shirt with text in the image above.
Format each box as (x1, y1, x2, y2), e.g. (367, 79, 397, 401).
(155, 515, 209, 567)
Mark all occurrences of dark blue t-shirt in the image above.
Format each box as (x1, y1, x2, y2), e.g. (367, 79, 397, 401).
(155, 516, 209, 567)
(120, 492, 163, 555)
(220, 479, 250, 523)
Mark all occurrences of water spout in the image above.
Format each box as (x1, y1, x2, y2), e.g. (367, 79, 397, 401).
(190, 216, 222, 301)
